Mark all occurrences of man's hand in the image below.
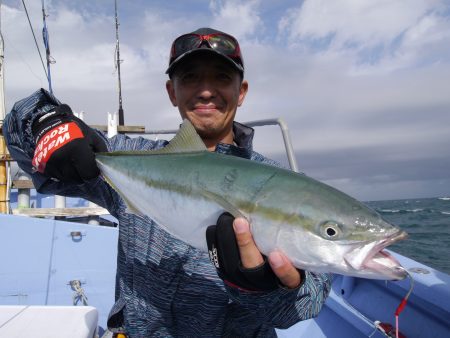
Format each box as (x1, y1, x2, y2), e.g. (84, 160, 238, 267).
(32, 104, 107, 183)
(206, 213, 302, 291)
(233, 217, 302, 289)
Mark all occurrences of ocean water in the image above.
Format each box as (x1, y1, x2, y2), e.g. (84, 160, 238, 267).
(365, 197, 450, 275)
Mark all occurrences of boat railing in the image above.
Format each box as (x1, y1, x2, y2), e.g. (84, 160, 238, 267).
(134, 118, 300, 173)
(2, 113, 299, 218)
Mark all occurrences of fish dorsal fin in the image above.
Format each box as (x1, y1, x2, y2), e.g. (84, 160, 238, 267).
(154, 119, 207, 154)
(96, 120, 206, 157)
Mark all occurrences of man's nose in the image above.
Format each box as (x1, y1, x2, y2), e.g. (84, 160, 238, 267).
(197, 79, 216, 99)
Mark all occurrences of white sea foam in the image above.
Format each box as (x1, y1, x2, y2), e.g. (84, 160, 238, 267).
(380, 208, 425, 214)
(438, 197, 450, 201)
(380, 209, 401, 213)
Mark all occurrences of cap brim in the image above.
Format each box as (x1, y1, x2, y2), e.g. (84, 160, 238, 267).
(166, 48, 244, 75)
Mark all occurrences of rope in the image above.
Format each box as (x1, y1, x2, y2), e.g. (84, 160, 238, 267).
(394, 267, 414, 338)
(69, 280, 89, 306)
(21, 0, 49, 82)
(341, 268, 414, 338)
(0, 306, 30, 329)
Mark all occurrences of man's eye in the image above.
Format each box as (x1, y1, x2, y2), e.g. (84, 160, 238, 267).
(181, 73, 198, 82)
(217, 73, 232, 81)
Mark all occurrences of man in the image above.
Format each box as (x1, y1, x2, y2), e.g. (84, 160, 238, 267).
(5, 28, 331, 337)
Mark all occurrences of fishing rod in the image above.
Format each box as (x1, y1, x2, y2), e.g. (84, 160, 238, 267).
(114, 0, 124, 125)
(41, 0, 55, 94)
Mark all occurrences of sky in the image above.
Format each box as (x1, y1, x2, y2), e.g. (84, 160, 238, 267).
(1, 0, 450, 201)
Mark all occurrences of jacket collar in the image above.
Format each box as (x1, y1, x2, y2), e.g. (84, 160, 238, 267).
(214, 121, 254, 159)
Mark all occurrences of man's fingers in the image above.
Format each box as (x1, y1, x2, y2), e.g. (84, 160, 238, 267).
(232, 218, 301, 289)
(269, 251, 301, 289)
(233, 218, 264, 269)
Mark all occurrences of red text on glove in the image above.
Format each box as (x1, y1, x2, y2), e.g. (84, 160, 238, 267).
(32, 122, 84, 173)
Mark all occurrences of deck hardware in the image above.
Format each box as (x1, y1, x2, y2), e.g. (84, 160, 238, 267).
(69, 279, 88, 306)
(408, 267, 430, 274)
(69, 231, 86, 241)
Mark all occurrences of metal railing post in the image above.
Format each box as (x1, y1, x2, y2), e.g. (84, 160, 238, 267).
(108, 111, 118, 138)
(243, 118, 299, 173)
(17, 171, 30, 209)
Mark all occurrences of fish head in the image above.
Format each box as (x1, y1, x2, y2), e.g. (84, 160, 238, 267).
(252, 173, 408, 280)
(306, 201, 408, 280)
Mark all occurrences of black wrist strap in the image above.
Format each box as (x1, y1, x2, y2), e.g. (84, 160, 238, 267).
(206, 212, 280, 292)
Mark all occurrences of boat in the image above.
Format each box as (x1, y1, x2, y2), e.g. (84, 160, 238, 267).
(2, 117, 450, 338)
(1, 3, 449, 338)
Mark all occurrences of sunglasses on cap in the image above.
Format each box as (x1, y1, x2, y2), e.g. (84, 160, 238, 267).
(168, 33, 244, 73)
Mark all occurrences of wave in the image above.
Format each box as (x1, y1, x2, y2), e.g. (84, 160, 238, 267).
(442, 211, 450, 215)
(378, 209, 401, 213)
(438, 197, 450, 201)
(378, 208, 431, 214)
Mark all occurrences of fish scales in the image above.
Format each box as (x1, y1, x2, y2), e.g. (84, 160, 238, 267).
(96, 120, 408, 280)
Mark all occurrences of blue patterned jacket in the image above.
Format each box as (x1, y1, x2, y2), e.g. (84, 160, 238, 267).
(4, 89, 331, 337)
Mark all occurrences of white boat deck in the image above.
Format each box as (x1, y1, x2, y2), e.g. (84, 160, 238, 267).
(0, 305, 98, 338)
(1, 213, 449, 337)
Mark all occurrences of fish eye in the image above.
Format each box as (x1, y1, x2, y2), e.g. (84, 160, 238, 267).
(326, 227, 337, 237)
(319, 221, 342, 240)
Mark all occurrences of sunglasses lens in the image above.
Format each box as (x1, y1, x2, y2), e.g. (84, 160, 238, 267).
(168, 32, 243, 73)
(207, 35, 237, 54)
(173, 35, 200, 58)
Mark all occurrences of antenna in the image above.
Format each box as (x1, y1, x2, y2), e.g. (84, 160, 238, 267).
(0, 3, 9, 214)
(114, 0, 124, 125)
(0, 9, 5, 120)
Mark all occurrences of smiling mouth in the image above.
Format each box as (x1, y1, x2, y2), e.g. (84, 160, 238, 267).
(193, 105, 219, 113)
(194, 102, 218, 107)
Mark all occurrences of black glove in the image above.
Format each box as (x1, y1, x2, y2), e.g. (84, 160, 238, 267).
(206, 212, 280, 292)
(31, 104, 107, 183)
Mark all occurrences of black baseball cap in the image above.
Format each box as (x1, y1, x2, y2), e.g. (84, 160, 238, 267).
(166, 27, 244, 76)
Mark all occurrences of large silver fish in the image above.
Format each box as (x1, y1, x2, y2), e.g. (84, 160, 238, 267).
(96, 120, 408, 280)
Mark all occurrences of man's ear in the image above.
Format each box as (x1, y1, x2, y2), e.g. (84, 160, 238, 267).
(238, 80, 249, 107)
(166, 79, 178, 107)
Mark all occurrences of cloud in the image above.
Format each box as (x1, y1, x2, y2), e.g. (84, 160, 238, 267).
(209, 0, 263, 39)
(279, 0, 434, 46)
(278, 0, 450, 73)
(2, 0, 449, 201)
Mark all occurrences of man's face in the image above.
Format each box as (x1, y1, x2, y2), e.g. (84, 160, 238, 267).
(166, 53, 248, 146)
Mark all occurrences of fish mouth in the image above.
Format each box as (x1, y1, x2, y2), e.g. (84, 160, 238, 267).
(367, 230, 408, 260)
(345, 230, 408, 280)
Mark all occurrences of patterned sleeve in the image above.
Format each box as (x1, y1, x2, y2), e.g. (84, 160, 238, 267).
(224, 272, 332, 332)
(3, 88, 168, 210)
(4, 88, 61, 182)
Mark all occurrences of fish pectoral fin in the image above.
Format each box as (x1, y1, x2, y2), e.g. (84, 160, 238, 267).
(201, 190, 247, 221)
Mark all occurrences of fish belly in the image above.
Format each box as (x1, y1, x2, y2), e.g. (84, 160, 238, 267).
(102, 164, 224, 251)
